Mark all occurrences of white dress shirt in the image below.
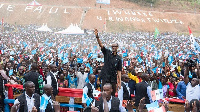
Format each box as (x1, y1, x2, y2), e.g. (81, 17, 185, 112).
(14, 92, 35, 112)
(118, 81, 130, 101)
(92, 96, 126, 112)
(82, 82, 95, 103)
(77, 72, 88, 89)
(145, 81, 153, 103)
(186, 83, 200, 102)
(46, 71, 58, 89)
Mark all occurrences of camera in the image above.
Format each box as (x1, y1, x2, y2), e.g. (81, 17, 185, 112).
(184, 58, 196, 67)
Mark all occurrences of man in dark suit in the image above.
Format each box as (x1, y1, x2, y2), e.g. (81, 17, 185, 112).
(92, 83, 126, 112)
(46, 64, 58, 98)
(135, 73, 152, 108)
(0, 75, 4, 112)
(82, 74, 96, 108)
(13, 81, 40, 112)
(41, 84, 60, 112)
(24, 63, 43, 95)
(118, 74, 131, 102)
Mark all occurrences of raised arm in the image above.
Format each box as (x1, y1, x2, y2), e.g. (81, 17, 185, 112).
(184, 65, 189, 84)
(196, 62, 200, 78)
(94, 29, 104, 49)
(102, 92, 109, 112)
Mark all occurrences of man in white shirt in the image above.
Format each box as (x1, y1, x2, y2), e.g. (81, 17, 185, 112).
(92, 83, 126, 112)
(82, 74, 96, 108)
(118, 74, 131, 102)
(13, 81, 40, 112)
(40, 84, 60, 112)
(77, 67, 88, 89)
(184, 65, 200, 102)
(46, 64, 58, 98)
(186, 78, 200, 102)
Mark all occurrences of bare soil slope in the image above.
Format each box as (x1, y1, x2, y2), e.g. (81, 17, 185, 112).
(0, 0, 200, 33)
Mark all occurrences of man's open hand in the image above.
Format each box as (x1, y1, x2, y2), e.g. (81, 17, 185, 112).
(94, 29, 98, 37)
(31, 106, 37, 112)
(91, 106, 99, 112)
(125, 100, 135, 111)
(11, 103, 20, 112)
(53, 101, 60, 112)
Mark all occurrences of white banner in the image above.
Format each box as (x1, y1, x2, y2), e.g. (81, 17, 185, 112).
(96, 0, 110, 4)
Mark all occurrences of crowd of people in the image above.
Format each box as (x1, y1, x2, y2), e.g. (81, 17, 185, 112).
(0, 23, 199, 112)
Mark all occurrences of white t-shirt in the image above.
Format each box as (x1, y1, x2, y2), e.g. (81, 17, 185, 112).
(186, 83, 200, 102)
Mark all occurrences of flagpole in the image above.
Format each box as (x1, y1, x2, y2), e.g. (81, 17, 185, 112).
(104, 18, 106, 32)
(1, 18, 3, 33)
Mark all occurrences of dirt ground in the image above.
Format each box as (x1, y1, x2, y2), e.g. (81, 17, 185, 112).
(0, 0, 200, 34)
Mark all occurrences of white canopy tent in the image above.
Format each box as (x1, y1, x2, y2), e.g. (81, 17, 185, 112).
(36, 24, 52, 32)
(55, 24, 84, 35)
(27, 0, 42, 6)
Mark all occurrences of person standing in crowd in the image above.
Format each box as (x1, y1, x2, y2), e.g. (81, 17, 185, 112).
(16, 66, 26, 85)
(13, 81, 40, 112)
(77, 67, 88, 89)
(118, 74, 131, 102)
(41, 84, 60, 112)
(158, 76, 169, 98)
(0, 75, 4, 112)
(135, 73, 152, 108)
(58, 72, 68, 88)
(95, 29, 122, 96)
(148, 73, 159, 91)
(168, 77, 177, 98)
(184, 66, 200, 102)
(176, 75, 188, 100)
(11, 84, 61, 112)
(82, 74, 96, 108)
(46, 64, 58, 98)
(185, 99, 200, 112)
(23, 63, 43, 95)
(127, 64, 137, 95)
(128, 65, 143, 84)
(66, 68, 78, 88)
(92, 83, 126, 111)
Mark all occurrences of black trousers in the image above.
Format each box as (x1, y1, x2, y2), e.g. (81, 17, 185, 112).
(102, 80, 117, 96)
(0, 93, 4, 112)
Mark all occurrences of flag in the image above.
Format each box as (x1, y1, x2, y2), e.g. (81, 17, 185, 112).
(92, 53, 98, 59)
(146, 100, 159, 111)
(63, 58, 69, 64)
(188, 26, 195, 48)
(10, 51, 15, 55)
(96, 0, 110, 4)
(9, 69, 13, 76)
(31, 49, 37, 55)
(188, 26, 192, 35)
(88, 53, 93, 58)
(124, 61, 130, 66)
(132, 43, 136, 48)
(122, 53, 128, 57)
(48, 42, 53, 47)
(39, 47, 44, 52)
(152, 67, 158, 73)
(83, 93, 93, 107)
(1, 18, 3, 25)
(149, 106, 166, 112)
(151, 89, 163, 101)
(137, 56, 143, 63)
(40, 95, 50, 111)
(77, 58, 83, 63)
(154, 28, 159, 39)
(104, 18, 106, 31)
